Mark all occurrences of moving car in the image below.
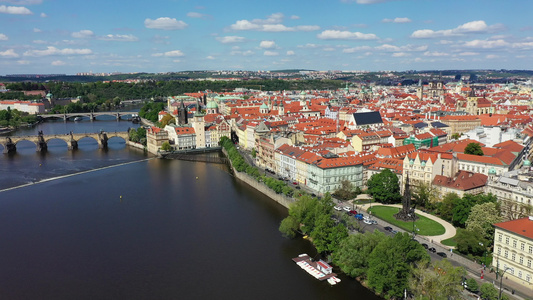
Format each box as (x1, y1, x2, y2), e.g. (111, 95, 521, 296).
(437, 252, 447, 258)
(421, 243, 428, 249)
(384, 226, 393, 232)
(428, 247, 436, 253)
(334, 206, 342, 211)
(343, 206, 350, 212)
(354, 213, 364, 220)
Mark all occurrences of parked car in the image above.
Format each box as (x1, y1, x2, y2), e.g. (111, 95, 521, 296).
(354, 213, 364, 220)
(334, 206, 342, 211)
(343, 206, 350, 212)
(349, 210, 357, 215)
(363, 219, 373, 225)
(421, 243, 429, 249)
(437, 252, 447, 258)
(390, 229, 398, 234)
(384, 226, 393, 232)
(295, 186, 301, 189)
(428, 247, 436, 253)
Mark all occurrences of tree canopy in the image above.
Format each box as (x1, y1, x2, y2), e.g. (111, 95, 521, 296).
(464, 142, 483, 156)
(367, 169, 402, 204)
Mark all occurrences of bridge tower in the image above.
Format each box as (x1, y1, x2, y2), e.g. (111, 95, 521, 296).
(3, 137, 15, 154)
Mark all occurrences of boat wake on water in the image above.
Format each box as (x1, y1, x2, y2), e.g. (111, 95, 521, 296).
(0, 158, 155, 193)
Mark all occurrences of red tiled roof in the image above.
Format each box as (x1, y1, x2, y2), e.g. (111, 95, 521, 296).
(494, 217, 533, 240)
(432, 171, 487, 191)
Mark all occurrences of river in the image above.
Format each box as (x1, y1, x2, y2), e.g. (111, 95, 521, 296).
(0, 118, 381, 299)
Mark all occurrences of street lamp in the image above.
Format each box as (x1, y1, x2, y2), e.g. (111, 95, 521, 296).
(498, 266, 513, 300)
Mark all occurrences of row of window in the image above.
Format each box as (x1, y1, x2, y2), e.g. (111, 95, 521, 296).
(498, 234, 533, 253)
(496, 247, 533, 268)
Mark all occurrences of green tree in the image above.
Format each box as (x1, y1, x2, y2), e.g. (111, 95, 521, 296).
(452, 193, 497, 227)
(333, 179, 357, 201)
(465, 202, 503, 241)
(279, 216, 299, 239)
(479, 282, 507, 300)
(412, 181, 440, 210)
(465, 278, 479, 293)
(161, 142, 172, 151)
(367, 169, 402, 204)
(332, 230, 387, 279)
(437, 192, 460, 221)
(409, 259, 466, 300)
(455, 229, 487, 257)
(251, 148, 256, 158)
(367, 232, 430, 299)
(464, 142, 483, 156)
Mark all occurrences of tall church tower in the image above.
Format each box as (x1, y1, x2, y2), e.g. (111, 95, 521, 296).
(416, 79, 423, 101)
(178, 100, 188, 125)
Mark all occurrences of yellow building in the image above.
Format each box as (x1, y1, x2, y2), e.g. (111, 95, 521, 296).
(492, 217, 533, 292)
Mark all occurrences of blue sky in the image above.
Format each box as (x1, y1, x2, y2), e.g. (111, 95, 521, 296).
(0, 0, 532, 75)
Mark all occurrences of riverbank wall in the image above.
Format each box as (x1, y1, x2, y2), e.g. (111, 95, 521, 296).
(126, 140, 145, 151)
(222, 148, 294, 209)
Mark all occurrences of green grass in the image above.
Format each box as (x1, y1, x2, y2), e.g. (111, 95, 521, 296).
(441, 228, 463, 247)
(368, 206, 446, 236)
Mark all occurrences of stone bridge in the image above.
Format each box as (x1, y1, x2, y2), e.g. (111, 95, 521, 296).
(37, 111, 138, 121)
(1, 131, 130, 153)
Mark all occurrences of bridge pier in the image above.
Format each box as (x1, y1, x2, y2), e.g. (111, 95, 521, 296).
(36, 141, 47, 152)
(90, 113, 95, 121)
(97, 132, 108, 149)
(115, 113, 120, 121)
(69, 140, 78, 150)
(3, 142, 15, 154)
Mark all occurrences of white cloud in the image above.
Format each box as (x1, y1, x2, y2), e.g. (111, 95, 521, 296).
(375, 44, 427, 52)
(463, 39, 508, 49)
(40, 12, 46, 17)
(286, 50, 295, 55)
(71, 30, 94, 39)
(343, 46, 373, 53)
(100, 34, 139, 42)
(259, 40, 277, 49)
(33, 28, 41, 32)
(458, 52, 478, 56)
(392, 52, 409, 57)
(383, 17, 411, 23)
(23, 46, 92, 56)
(298, 43, 320, 48)
(172, 59, 181, 63)
(317, 30, 378, 40)
(230, 50, 254, 56)
(264, 50, 278, 56)
(512, 42, 533, 49)
(0, 4, 32, 14)
(0, 33, 7, 40)
(216, 36, 245, 44)
(152, 50, 185, 57)
(144, 17, 188, 30)
(411, 20, 502, 38)
(187, 12, 209, 18)
(32, 39, 47, 44)
(0, 49, 19, 57)
(229, 13, 319, 32)
(486, 54, 499, 59)
(51, 60, 66, 66)
(17, 60, 30, 64)
(206, 55, 215, 60)
(423, 51, 449, 57)
(290, 15, 300, 20)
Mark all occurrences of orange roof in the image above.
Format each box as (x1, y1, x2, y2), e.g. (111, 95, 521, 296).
(494, 217, 533, 240)
(432, 171, 487, 191)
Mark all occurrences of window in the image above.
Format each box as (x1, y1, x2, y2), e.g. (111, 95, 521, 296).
(513, 240, 517, 248)
(529, 246, 533, 254)
(512, 253, 516, 261)
(521, 243, 525, 251)
(520, 256, 524, 265)
(498, 234, 502, 242)
(504, 250, 508, 258)
(505, 237, 509, 245)
(528, 259, 532, 268)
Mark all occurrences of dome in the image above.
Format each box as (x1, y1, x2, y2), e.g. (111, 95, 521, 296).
(488, 167, 496, 175)
(206, 100, 218, 109)
(300, 91, 307, 95)
(524, 160, 531, 167)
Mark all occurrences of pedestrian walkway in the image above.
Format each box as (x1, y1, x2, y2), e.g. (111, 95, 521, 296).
(356, 203, 457, 246)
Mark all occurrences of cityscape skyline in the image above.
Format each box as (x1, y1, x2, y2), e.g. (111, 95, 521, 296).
(0, 0, 532, 75)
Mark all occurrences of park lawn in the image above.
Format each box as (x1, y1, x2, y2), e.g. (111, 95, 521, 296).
(441, 228, 463, 247)
(368, 206, 446, 236)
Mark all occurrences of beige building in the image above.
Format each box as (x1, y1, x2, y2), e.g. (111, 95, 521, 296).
(492, 217, 533, 292)
(440, 115, 481, 135)
(146, 126, 169, 154)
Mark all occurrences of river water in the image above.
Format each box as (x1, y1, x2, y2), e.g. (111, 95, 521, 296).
(0, 118, 381, 299)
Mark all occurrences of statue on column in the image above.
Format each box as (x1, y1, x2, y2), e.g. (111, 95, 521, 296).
(394, 173, 418, 222)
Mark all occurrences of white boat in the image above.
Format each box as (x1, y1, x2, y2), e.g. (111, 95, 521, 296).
(74, 117, 83, 121)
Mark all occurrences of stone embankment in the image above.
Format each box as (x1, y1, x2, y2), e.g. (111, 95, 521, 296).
(223, 148, 294, 209)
